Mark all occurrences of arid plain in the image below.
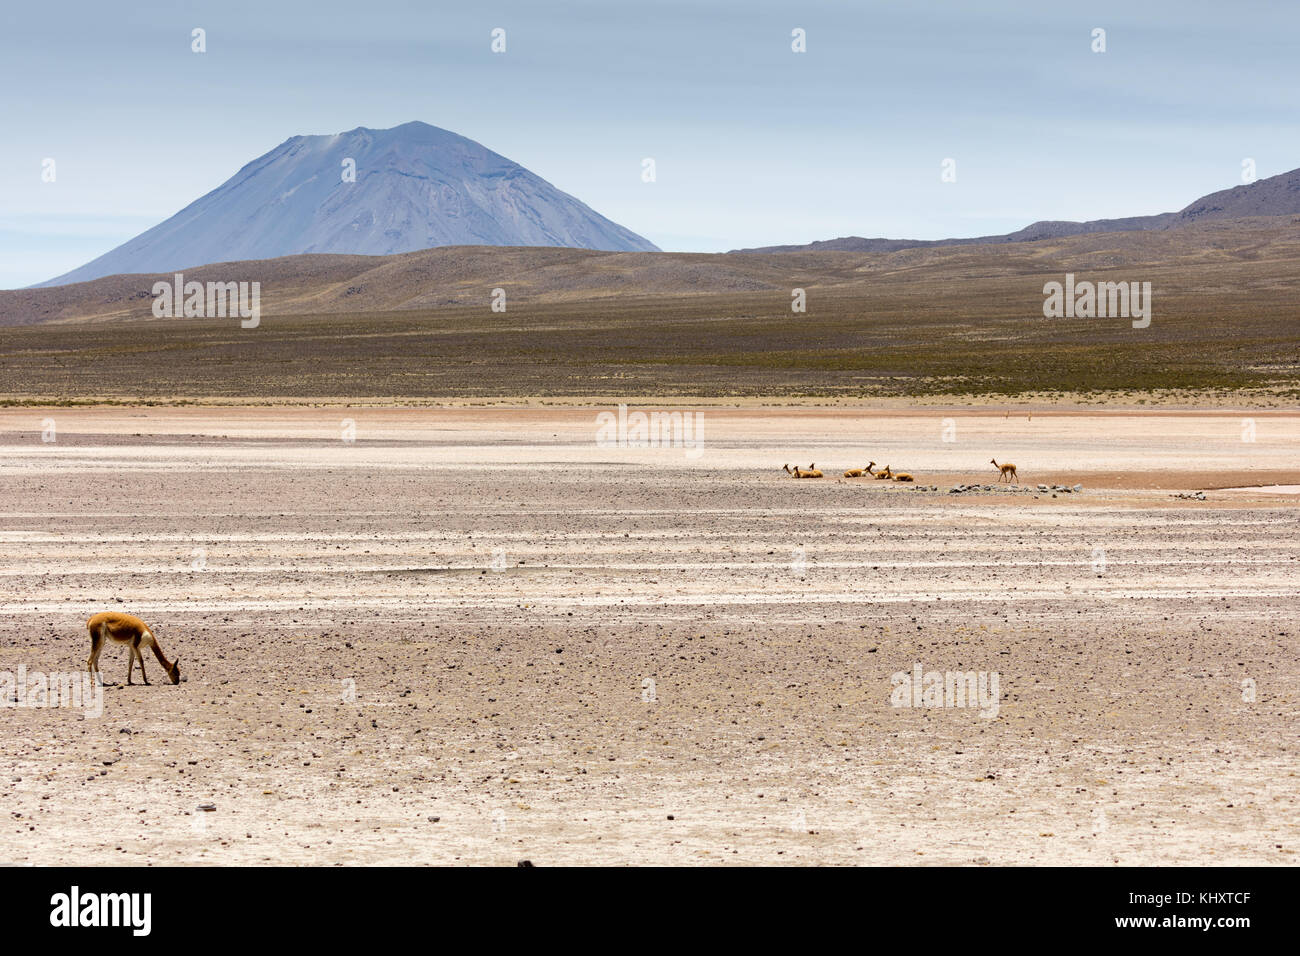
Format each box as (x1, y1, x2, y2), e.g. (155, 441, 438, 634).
(0, 406, 1295, 865)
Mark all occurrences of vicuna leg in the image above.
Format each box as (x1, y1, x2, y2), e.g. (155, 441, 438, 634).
(87, 625, 104, 685)
(133, 640, 149, 685)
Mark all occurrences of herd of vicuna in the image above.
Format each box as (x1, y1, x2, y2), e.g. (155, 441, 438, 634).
(783, 458, 1019, 483)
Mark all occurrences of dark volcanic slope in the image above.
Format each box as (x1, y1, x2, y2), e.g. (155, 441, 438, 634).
(733, 167, 1300, 254)
(1177, 168, 1300, 223)
(40, 122, 658, 287)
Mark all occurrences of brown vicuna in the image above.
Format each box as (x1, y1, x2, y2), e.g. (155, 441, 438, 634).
(86, 612, 181, 686)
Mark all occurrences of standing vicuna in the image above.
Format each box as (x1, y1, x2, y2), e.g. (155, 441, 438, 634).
(86, 612, 181, 686)
(990, 458, 1018, 483)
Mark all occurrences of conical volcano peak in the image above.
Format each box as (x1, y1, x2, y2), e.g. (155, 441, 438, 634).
(42, 122, 657, 287)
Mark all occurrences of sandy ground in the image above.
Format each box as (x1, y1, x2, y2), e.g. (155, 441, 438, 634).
(0, 406, 1296, 865)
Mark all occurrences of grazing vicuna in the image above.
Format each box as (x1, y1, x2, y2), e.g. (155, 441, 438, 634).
(991, 458, 1018, 482)
(86, 612, 181, 686)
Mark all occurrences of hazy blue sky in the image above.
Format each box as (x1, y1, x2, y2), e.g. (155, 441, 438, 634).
(3, 0, 1298, 287)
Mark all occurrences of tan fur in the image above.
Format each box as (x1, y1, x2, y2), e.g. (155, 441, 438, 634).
(783, 463, 822, 478)
(991, 458, 1018, 482)
(86, 611, 181, 686)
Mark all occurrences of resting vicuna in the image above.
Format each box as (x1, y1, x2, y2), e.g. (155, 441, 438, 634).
(875, 465, 893, 480)
(990, 458, 1018, 482)
(843, 466, 866, 477)
(892, 471, 915, 482)
(783, 463, 821, 478)
(86, 611, 181, 686)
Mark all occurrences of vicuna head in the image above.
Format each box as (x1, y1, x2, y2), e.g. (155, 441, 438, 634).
(167, 658, 181, 685)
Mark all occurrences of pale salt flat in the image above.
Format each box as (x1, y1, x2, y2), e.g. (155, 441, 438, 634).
(0, 406, 1294, 865)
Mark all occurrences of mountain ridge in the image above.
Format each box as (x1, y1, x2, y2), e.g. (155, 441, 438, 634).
(6, 214, 1298, 328)
(730, 167, 1300, 253)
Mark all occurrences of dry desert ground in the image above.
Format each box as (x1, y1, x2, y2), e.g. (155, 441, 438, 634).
(0, 405, 1296, 865)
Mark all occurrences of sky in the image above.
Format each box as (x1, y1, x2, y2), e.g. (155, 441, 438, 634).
(2, 0, 1299, 288)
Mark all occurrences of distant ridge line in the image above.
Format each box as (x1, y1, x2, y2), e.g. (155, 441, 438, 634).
(730, 167, 1300, 253)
